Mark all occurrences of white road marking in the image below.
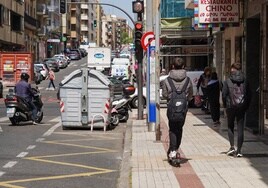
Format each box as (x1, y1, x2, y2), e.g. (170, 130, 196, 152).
(43, 122, 61, 137)
(73, 64, 78, 67)
(49, 116, 61, 122)
(3, 161, 17, 168)
(27, 145, 36, 150)
(0, 171, 5, 177)
(0, 117, 8, 122)
(0, 126, 2, 132)
(36, 138, 45, 142)
(16, 152, 28, 158)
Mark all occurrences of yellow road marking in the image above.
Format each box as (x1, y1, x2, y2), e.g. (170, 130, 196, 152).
(41, 140, 116, 152)
(0, 132, 120, 188)
(25, 151, 113, 159)
(25, 157, 114, 172)
(0, 170, 114, 187)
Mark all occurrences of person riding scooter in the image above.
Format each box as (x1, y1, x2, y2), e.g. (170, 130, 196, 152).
(14, 73, 38, 125)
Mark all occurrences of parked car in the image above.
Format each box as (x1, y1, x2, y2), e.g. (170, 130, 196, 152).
(43, 58, 60, 72)
(79, 48, 87, 57)
(34, 63, 49, 80)
(54, 56, 68, 69)
(53, 54, 71, 65)
(67, 50, 81, 60)
(108, 76, 135, 97)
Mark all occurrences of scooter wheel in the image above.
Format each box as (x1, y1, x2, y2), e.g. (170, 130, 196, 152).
(9, 118, 19, 126)
(35, 112, 43, 123)
(111, 114, 120, 126)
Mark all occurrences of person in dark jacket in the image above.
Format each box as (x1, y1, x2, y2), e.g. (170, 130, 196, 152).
(162, 57, 193, 162)
(222, 63, 251, 157)
(207, 72, 221, 126)
(15, 73, 38, 125)
(197, 67, 212, 112)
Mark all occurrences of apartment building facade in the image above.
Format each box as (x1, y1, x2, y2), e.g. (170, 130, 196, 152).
(0, 1, 24, 51)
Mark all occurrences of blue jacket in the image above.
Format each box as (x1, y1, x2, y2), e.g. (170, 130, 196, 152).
(15, 80, 34, 102)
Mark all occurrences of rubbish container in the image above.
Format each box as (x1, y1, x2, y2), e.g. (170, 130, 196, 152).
(59, 68, 114, 130)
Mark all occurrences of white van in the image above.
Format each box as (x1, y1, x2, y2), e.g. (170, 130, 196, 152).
(111, 58, 130, 77)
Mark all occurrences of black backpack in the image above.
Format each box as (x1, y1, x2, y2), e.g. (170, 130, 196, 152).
(166, 77, 190, 123)
(227, 79, 245, 108)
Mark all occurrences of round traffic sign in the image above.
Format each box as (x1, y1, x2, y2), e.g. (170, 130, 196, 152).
(141, 31, 155, 50)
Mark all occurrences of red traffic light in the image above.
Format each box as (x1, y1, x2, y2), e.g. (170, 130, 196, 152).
(135, 22, 143, 30)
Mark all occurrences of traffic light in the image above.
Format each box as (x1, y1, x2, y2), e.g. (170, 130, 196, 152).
(132, 1, 144, 13)
(59, 0, 66, 14)
(93, 20, 97, 27)
(134, 21, 143, 61)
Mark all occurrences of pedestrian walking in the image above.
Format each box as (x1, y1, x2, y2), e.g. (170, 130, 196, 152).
(46, 69, 56, 90)
(162, 57, 193, 166)
(207, 72, 221, 126)
(197, 67, 212, 113)
(222, 63, 251, 157)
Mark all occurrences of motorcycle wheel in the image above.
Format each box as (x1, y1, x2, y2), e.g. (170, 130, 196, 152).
(120, 112, 129, 122)
(35, 112, 43, 123)
(111, 114, 120, 126)
(9, 118, 19, 126)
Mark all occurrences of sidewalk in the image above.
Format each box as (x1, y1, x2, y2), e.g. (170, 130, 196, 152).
(130, 108, 268, 188)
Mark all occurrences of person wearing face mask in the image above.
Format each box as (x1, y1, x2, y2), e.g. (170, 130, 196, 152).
(197, 67, 212, 112)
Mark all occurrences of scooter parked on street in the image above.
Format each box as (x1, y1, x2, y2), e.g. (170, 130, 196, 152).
(4, 87, 44, 125)
(112, 96, 132, 123)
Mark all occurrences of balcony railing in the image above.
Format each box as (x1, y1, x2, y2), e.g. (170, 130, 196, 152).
(38, 26, 48, 36)
(24, 13, 39, 28)
(37, 4, 49, 16)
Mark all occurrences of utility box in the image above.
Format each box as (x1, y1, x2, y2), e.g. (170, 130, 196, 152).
(59, 68, 114, 130)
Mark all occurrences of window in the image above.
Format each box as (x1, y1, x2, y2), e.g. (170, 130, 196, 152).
(11, 12, 23, 31)
(0, 5, 4, 26)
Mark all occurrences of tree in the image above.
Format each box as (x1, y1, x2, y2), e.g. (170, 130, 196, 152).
(121, 32, 133, 44)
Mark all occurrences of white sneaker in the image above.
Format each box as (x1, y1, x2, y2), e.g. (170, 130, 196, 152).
(168, 151, 177, 158)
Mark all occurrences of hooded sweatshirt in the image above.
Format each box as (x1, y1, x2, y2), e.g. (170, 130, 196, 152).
(222, 70, 250, 109)
(162, 69, 193, 101)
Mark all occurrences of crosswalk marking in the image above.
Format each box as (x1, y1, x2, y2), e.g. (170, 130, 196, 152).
(27, 145, 36, 150)
(49, 116, 61, 122)
(16, 152, 28, 158)
(0, 171, 5, 177)
(0, 117, 8, 122)
(3, 161, 17, 168)
(0, 126, 2, 132)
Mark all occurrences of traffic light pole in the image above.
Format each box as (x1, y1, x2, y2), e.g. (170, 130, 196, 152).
(136, 12, 144, 120)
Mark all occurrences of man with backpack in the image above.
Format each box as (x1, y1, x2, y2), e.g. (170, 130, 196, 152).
(162, 57, 193, 165)
(222, 63, 251, 157)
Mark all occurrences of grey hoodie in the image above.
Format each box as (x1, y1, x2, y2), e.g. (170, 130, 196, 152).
(222, 70, 250, 109)
(162, 69, 193, 101)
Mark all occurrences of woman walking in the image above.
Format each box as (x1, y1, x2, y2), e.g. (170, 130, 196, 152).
(46, 69, 56, 90)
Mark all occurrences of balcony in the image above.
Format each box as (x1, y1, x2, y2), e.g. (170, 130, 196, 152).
(71, 17, 77, 24)
(107, 31, 112, 36)
(37, 4, 49, 17)
(81, 14, 88, 20)
(24, 13, 39, 29)
(81, 4, 89, 9)
(37, 26, 48, 36)
(81, 25, 88, 31)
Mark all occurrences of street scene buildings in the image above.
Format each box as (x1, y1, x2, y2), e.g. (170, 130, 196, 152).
(0, 0, 268, 188)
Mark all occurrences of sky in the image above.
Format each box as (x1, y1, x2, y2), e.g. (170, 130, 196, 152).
(100, 0, 135, 28)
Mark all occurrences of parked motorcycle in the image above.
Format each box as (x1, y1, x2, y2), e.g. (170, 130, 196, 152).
(111, 96, 132, 125)
(5, 87, 44, 125)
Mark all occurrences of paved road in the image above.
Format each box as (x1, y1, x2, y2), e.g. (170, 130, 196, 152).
(0, 57, 128, 188)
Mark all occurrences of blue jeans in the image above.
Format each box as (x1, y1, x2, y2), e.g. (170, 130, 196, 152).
(28, 101, 37, 121)
(48, 79, 55, 89)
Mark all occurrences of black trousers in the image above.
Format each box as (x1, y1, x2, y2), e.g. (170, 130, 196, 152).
(168, 121, 184, 152)
(208, 99, 220, 122)
(226, 108, 245, 153)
